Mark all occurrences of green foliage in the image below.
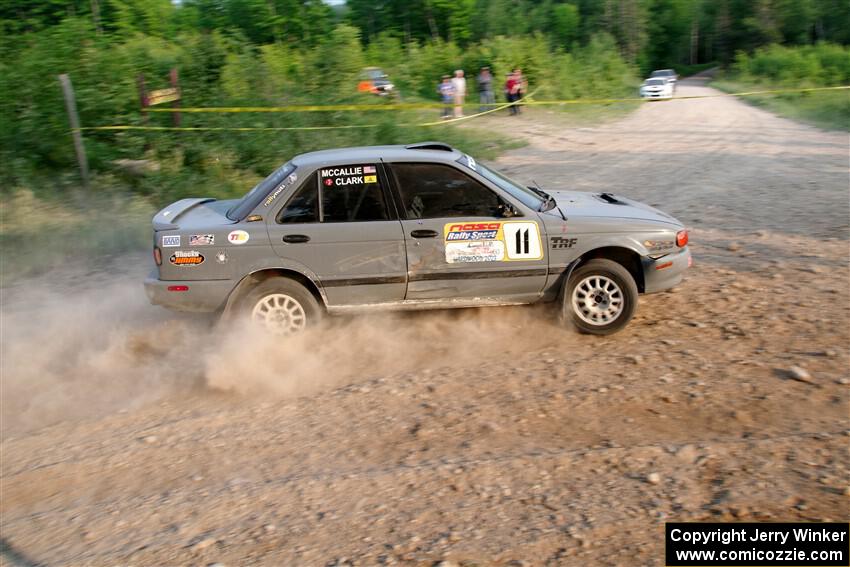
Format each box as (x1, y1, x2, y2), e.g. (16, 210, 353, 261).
(732, 43, 850, 86)
(715, 43, 850, 131)
(2, 0, 847, 215)
(552, 4, 580, 49)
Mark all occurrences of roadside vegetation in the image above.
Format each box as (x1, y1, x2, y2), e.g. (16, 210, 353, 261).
(0, 1, 848, 280)
(712, 43, 850, 130)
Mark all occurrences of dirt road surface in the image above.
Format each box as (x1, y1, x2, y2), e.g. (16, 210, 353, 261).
(2, 78, 848, 566)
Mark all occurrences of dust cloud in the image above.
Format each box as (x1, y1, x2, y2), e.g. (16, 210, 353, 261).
(1, 267, 570, 437)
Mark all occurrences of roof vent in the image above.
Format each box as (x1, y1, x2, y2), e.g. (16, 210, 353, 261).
(405, 142, 454, 152)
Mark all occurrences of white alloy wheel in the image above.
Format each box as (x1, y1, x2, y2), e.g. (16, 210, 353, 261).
(251, 293, 307, 335)
(571, 275, 625, 326)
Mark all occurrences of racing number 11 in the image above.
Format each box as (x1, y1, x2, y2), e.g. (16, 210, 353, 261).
(503, 222, 542, 261)
(515, 228, 530, 255)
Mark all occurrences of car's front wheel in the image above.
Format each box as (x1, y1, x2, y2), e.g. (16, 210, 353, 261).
(563, 259, 638, 335)
(243, 278, 322, 336)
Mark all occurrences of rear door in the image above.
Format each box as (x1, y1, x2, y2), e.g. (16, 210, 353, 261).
(267, 163, 407, 306)
(386, 161, 548, 301)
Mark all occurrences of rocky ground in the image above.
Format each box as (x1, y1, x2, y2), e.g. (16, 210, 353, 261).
(1, 78, 848, 566)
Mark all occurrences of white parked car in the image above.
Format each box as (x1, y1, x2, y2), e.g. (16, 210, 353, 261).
(640, 78, 673, 99)
(650, 69, 678, 91)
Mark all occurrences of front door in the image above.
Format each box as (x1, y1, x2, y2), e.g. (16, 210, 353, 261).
(386, 162, 548, 301)
(268, 164, 407, 306)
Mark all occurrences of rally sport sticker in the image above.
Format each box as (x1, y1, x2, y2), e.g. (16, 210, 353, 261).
(443, 221, 542, 263)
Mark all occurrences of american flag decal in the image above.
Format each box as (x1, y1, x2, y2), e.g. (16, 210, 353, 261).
(189, 234, 215, 246)
(363, 165, 376, 174)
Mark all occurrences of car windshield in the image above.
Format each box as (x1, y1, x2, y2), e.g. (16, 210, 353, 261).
(226, 162, 296, 220)
(651, 70, 673, 77)
(473, 162, 550, 211)
(645, 78, 666, 85)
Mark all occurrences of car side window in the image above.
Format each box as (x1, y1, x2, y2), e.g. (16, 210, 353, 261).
(390, 162, 505, 219)
(319, 164, 390, 222)
(278, 173, 319, 223)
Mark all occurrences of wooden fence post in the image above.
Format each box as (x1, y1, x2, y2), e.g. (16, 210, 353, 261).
(58, 73, 89, 187)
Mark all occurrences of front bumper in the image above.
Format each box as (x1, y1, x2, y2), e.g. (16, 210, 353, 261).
(642, 247, 691, 293)
(144, 270, 235, 313)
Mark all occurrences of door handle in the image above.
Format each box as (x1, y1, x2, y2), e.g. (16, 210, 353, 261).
(282, 234, 310, 244)
(410, 229, 439, 239)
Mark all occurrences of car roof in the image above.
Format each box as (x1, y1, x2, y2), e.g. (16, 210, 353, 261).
(291, 142, 464, 168)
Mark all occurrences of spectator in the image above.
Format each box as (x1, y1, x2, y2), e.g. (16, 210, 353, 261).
(438, 75, 454, 120)
(505, 71, 520, 116)
(451, 69, 466, 118)
(513, 68, 527, 114)
(477, 66, 494, 111)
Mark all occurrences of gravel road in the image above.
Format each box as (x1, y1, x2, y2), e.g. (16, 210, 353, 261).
(1, 78, 848, 566)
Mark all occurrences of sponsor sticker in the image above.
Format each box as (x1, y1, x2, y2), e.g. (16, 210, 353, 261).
(228, 230, 250, 245)
(443, 221, 543, 263)
(162, 235, 180, 247)
(263, 173, 300, 206)
(445, 222, 501, 242)
(364, 175, 377, 184)
(215, 250, 228, 264)
(169, 250, 204, 266)
(189, 234, 215, 246)
(551, 236, 578, 249)
(446, 241, 505, 263)
(466, 155, 477, 171)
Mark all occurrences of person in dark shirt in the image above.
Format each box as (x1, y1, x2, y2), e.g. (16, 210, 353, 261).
(437, 75, 454, 119)
(477, 66, 494, 111)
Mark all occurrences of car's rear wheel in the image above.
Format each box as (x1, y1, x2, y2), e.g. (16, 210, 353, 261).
(563, 259, 638, 335)
(243, 278, 322, 336)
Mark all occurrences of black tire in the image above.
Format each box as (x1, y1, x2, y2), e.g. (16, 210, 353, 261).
(563, 258, 638, 335)
(242, 277, 322, 335)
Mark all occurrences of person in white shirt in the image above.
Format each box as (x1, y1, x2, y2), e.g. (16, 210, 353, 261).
(451, 69, 466, 118)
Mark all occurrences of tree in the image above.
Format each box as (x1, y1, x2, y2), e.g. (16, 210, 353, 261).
(552, 3, 580, 48)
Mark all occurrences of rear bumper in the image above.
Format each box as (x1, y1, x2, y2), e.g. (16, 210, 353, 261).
(144, 270, 234, 312)
(642, 247, 691, 294)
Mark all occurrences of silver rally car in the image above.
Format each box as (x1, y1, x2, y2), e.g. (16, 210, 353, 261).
(145, 142, 691, 335)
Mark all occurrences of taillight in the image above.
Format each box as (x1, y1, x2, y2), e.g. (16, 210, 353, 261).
(153, 246, 162, 266)
(167, 285, 189, 292)
(676, 230, 689, 247)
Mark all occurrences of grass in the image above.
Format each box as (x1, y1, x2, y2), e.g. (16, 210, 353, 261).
(711, 78, 850, 131)
(0, 118, 526, 285)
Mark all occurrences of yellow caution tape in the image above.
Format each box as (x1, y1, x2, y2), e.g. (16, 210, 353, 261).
(142, 85, 849, 114)
(78, 85, 848, 132)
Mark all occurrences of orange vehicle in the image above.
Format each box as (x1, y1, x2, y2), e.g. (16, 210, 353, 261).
(357, 67, 396, 96)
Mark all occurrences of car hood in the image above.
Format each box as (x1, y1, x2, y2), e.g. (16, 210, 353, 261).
(549, 190, 681, 226)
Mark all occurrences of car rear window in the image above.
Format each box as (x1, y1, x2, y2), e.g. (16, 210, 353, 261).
(227, 162, 296, 221)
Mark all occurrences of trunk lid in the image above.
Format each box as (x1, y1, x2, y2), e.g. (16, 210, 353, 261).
(153, 198, 236, 231)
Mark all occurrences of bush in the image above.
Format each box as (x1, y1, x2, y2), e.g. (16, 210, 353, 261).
(732, 43, 850, 87)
